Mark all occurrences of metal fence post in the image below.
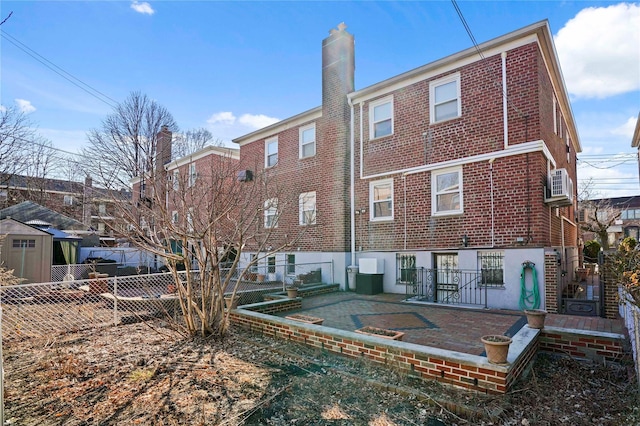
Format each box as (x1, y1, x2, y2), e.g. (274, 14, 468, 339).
(113, 276, 118, 326)
(634, 306, 640, 392)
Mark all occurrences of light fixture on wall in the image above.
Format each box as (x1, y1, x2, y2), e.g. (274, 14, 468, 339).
(462, 235, 469, 247)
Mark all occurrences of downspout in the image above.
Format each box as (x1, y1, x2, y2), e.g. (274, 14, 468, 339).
(349, 97, 356, 266)
(502, 51, 508, 149)
(359, 102, 364, 179)
(489, 158, 495, 247)
(403, 174, 407, 250)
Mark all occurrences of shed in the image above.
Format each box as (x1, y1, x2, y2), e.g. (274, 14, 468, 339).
(0, 217, 53, 283)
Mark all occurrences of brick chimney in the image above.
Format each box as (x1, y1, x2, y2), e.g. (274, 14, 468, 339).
(156, 125, 172, 172)
(320, 23, 355, 251)
(322, 22, 355, 119)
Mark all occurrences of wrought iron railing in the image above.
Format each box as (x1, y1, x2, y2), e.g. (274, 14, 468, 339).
(404, 268, 487, 308)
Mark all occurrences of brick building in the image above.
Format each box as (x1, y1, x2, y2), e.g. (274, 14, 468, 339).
(0, 174, 129, 245)
(232, 21, 580, 311)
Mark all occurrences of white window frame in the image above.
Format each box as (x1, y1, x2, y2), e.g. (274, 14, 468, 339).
(553, 97, 557, 134)
(431, 166, 463, 216)
(429, 72, 461, 124)
(299, 191, 316, 226)
(369, 96, 394, 139)
(171, 210, 178, 225)
(299, 123, 316, 158)
(369, 178, 394, 221)
(265, 137, 278, 168)
(188, 163, 197, 187)
(63, 195, 74, 206)
(264, 198, 278, 229)
(172, 170, 179, 191)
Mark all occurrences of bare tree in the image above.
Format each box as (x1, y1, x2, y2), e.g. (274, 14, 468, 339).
(83, 91, 178, 189)
(580, 199, 621, 250)
(119, 154, 304, 338)
(20, 138, 63, 204)
(172, 128, 219, 159)
(0, 105, 36, 186)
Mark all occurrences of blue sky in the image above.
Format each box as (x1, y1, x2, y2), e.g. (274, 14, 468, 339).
(1, 1, 639, 198)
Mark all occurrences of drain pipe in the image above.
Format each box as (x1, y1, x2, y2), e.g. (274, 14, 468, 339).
(501, 51, 509, 149)
(489, 158, 495, 247)
(347, 97, 360, 292)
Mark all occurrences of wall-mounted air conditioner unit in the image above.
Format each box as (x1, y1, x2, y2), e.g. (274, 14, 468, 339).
(545, 168, 574, 207)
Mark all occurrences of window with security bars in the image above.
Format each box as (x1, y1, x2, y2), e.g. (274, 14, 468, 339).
(267, 256, 276, 273)
(396, 253, 417, 284)
(287, 254, 296, 275)
(478, 252, 504, 287)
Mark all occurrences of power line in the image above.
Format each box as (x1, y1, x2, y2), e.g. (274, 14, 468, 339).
(0, 30, 118, 108)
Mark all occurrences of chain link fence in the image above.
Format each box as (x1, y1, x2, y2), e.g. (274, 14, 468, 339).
(3, 261, 332, 342)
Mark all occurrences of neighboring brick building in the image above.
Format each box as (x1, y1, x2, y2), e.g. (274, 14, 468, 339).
(0, 174, 129, 245)
(232, 21, 580, 311)
(579, 196, 640, 248)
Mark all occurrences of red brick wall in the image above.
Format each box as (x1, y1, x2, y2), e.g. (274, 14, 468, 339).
(545, 251, 559, 313)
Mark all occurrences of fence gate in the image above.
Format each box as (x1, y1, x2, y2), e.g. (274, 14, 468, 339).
(404, 267, 487, 308)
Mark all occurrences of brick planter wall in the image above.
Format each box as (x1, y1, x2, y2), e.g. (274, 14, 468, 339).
(229, 305, 540, 394)
(544, 252, 559, 313)
(539, 327, 630, 364)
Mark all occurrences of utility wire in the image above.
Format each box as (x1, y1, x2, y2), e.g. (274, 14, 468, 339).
(450, 0, 527, 119)
(0, 30, 118, 108)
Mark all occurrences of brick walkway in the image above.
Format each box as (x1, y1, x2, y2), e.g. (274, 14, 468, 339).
(277, 292, 626, 356)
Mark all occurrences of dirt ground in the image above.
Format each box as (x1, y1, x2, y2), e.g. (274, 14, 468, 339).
(3, 320, 638, 426)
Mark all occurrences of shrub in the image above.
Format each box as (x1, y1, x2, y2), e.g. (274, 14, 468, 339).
(583, 240, 601, 263)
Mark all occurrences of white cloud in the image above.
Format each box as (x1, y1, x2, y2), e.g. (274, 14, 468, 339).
(207, 111, 236, 125)
(131, 1, 154, 15)
(205, 111, 280, 143)
(238, 113, 280, 129)
(15, 99, 36, 114)
(555, 3, 640, 99)
(0, 105, 6, 113)
(611, 116, 638, 138)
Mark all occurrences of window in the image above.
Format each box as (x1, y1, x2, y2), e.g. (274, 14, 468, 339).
(299, 192, 316, 225)
(265, 137, 278, 167)
(172, 170, 179, 191)
(171, 210, 178, 225)
(287, 254, 296, 275)
(250, 254, 258, 272)
(397, 253, 417, 284)
(596, 211, 608, 222)
(430, 73, 461, 123)
(264, 198, 278, 228)
(369, 96, 393, 139)
(98, 222, 105, 233)
(268, 256, 276, 273)
(370, 179, 393, 221)
(0, 190, 7, 199)
(478, 252, 504, 287)
(98, 204, 106, 215)
(188, 164, 197, 187)
(12, 239, 35, 248)
(64, 195, 74, 206)
(299, 124, 316, 158)
(432, 167, 463, 216)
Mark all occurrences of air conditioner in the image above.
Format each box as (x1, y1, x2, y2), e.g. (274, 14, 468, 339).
(545, 168, 574, 207)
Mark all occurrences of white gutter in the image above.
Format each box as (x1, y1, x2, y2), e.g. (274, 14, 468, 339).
(349, 98, 356, 266)
(359, 102, 364, 179)
(502, 51, 509, 149)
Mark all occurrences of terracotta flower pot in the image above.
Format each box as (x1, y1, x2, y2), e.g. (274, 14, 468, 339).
(286, 288, 299, 298)
(224, 296, 238, 310)
(481, 335, 512, 365)
(524, 309, 547, 329)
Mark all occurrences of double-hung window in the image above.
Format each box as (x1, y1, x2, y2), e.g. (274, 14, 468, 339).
(430, 73, 461, 123)
(370, 179, 393, 221)
(369, 96, 393, 139)
(432, 167, 463, 216)
(287, 254, 296, 276)
(265, 137, 278, 168)
(299, 192, 316, 225)
(299, 124, 316, 158)
(264, 198, 278, 229)
(64, 195, 74, 206)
